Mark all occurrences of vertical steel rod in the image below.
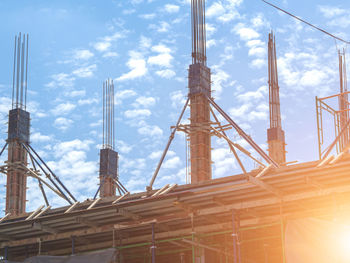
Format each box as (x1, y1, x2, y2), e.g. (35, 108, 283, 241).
(25, 34, 29, 110)
(12, 36, 17, 109)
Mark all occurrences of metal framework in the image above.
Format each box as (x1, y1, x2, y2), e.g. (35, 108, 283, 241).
(316, 50, 350, 160)
(2, 154, 350, 262)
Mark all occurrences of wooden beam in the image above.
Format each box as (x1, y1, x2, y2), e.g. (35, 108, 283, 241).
(116, 208, 141, 221)
(26, 205, 45, 221)
(246, 175, 282, 197)
(0, 213, 11, 223)
(0, 234, 14, 241)
(305, 176, 324, 190)
(173, 201, 195, 214)
(75, 217, 99, 228)
(34, 206, 52, 219)
(64, 202, 80, 214)
(112, 192, 130, 204)
(87, 198, 101, 210)
(32, 222, 59, 234)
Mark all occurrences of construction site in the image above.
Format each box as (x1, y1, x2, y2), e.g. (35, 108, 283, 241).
(1, 0, 350, 262)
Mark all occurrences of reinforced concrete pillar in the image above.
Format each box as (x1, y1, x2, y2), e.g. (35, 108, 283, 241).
(188, 63, 212, 183)
(5, 108, 30, 216)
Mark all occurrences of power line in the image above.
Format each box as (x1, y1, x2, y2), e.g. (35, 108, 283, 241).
(262, 0, 350, 45)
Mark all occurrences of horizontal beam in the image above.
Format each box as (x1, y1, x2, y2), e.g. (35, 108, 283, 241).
(247, 175, 282, 197)
(116, 208, 141, 221)
(32, 222, 59, 234)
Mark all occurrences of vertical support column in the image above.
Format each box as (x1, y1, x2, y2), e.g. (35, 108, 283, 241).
(151, 223, 156, 263)
(6, 108, 30, 216)
(189, 64, 212, 184)
(267, 31, 286, 165)
(71, 236, 75, 255)
(4, 246, 8, 260)
(280, 205, 286, 263)
(99, 148, 118, 197)
(232, 210, 241, 263)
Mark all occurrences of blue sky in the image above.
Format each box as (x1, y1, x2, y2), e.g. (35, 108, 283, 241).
(0, 0, 350, 214)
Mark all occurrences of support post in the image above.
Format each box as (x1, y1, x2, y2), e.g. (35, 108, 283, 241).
(232, 210, 241, 263)
(151, 223, 156, 263)
(71, 236, 75, 255)
(4, 246, 8, 260)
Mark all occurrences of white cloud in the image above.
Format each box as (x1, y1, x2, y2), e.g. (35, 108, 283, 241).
(116, 140, 133, 154)
(163, 156, 181, 169)
(65, 90, 86, 97)
(212, 68, 230, 96)
(237, 86, 267, 102)
(46, 73, 75, 88)
(31, 132, 52, 143)
(318, 5, 347, 18)
(124, 109, 151, 118)
(148, 53, 173, 67)
(156, 69, 176, 78)
(234, 23, 260, 41)
(150, 21, 170, 33)
(52, 102, 76, 115)
(103, 51, 118, 58)
(117, 51, 147, 81)
(116, 89, 137, 104)
(170, 90, 186, 108)
(207, 2, 226, 18)
(300, 70, 327, 87)
(149, 150, 163, 160)
(164, 4, 180, 13)
(78, 98, 98, 105)
(139, 13, 156, 20)
(133, 96, 156, 108)
(73, 49, 94, 60)
(138, 124, 163, 137)
(94, 42, 111, 52)
(53, 139, 93, 157)
(148, 44, 174, 68)
(72, 64, 97, 78)
(53, 117, 74, 131)
(93, 32, 124, 52)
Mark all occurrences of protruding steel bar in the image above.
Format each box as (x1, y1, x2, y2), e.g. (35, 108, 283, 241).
(103, 81, 105, 148)
(207, 95, 279, 168)
(25, 34, 29, 110)
(26, 143, 77, 203)
(16, 33, 21, 108)
(21, 143, 69, 201)
(12, 35, 17, 109)
(0, 143, 8, 157)
(28, 152, 49, 206)
(210, 107, 246, 174)
(148, 98, 189, 190)
(20, 35, 25, 108)
(21, 143, 73, 204)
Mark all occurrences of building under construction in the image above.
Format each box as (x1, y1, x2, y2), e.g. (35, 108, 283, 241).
(1, 1, 350, 262)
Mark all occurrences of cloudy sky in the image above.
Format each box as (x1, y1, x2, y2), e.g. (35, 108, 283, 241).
(0, 0, 349, 214)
